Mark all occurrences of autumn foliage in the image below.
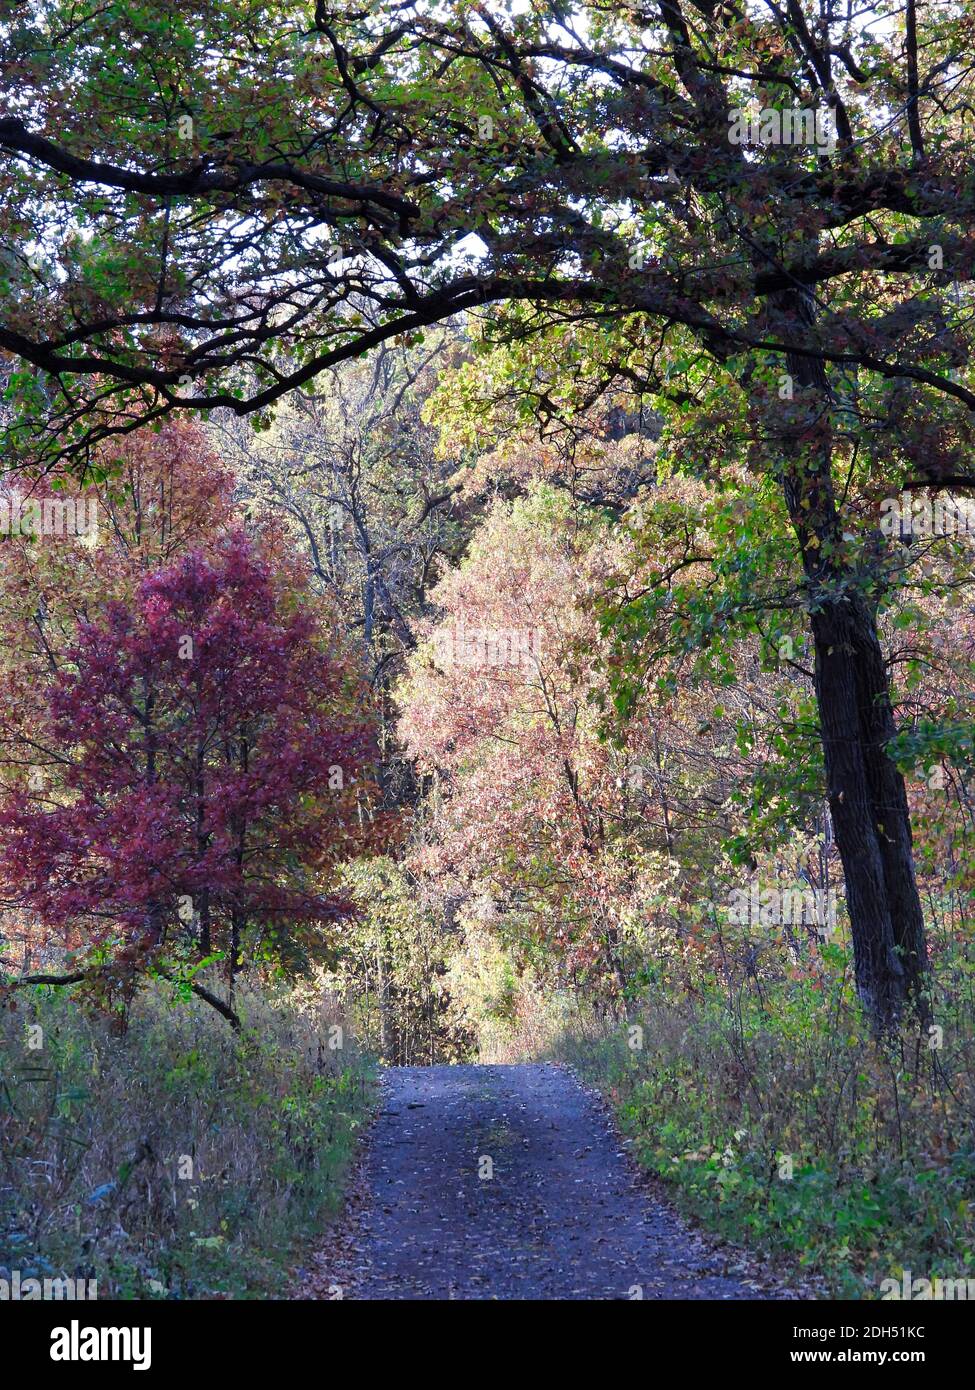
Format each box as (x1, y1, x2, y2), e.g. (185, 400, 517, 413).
(0, 437, 383, 1017)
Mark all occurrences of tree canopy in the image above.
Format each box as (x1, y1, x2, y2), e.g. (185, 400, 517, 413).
(1, 1, 972, 473)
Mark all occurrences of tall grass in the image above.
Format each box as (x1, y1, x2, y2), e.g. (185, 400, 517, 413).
(0, 978, 374, 1298)
(550, 956, 975, 1298)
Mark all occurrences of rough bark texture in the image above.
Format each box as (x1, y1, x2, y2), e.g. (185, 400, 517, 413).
(773, 291, 928, 1028)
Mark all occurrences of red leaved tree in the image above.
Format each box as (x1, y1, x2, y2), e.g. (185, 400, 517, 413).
(0, 529, 382, 1025)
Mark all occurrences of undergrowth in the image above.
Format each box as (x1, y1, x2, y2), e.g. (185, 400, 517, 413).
(548, 951, 975, 1298)
(0, 978, 375, 1298)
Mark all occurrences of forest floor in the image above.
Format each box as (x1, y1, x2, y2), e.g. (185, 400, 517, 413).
(295, 1062, 807, 1300)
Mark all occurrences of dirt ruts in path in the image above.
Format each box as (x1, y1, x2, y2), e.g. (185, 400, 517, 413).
(312, 1063, 789, 1300)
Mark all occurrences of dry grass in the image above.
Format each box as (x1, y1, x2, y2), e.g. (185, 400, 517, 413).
(0, 976, 374, 1298)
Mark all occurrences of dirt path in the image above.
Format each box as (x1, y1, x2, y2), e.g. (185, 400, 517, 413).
(313, 1063, 787, 1300)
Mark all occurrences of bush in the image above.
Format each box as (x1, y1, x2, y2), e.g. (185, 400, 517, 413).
(0, 979, 374, 1298)
(552, 957, 975, 1298)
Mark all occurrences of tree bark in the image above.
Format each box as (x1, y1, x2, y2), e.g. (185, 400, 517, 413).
(376, 933, 393, 1061)
(772, 291, 928, 1029)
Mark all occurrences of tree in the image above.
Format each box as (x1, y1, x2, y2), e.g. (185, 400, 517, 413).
(334, 856, 469, 1064)
(0, 420, 238, 680)
(0, 529, 383, 1023)
(0, 419, 243, 972)
(4, 0, 972, 1022)
(213, 338, 469, 694)
(398, 484, 809, 994)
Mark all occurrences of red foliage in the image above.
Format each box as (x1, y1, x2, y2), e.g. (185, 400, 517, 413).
(0, 529, 382, 988)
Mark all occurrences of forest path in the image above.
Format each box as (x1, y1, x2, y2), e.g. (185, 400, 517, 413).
(323, 1063, 778, 1300)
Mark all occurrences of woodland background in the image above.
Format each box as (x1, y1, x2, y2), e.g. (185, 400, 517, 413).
(0, 0, 973, 1300)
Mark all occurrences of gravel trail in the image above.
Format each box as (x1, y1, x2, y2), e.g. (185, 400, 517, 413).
(334, 1063, 777, 1300)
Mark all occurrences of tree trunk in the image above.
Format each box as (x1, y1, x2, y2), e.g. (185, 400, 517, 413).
(805, 594, 927, 1024)
(376, 934, 393, 1061)
(772, 291, 928, 1029)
